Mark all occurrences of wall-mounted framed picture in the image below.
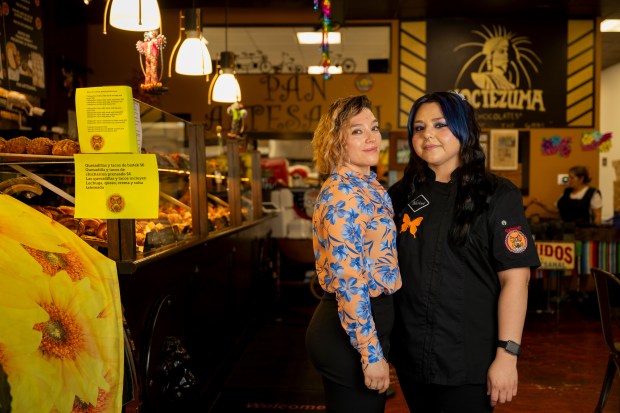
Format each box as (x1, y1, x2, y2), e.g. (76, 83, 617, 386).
(490, 129, 519, 171)
(389, 131, 410, 170)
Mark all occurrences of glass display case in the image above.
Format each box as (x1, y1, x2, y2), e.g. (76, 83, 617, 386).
(0, 100, 264, 265)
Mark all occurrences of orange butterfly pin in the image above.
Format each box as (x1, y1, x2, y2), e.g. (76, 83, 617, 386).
(400, 214, 423, 238)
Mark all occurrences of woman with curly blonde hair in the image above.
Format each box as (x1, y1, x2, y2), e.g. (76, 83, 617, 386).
(306, 95, 402, 412)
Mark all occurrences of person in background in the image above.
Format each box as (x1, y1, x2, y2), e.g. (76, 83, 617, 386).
(388, 91, 540, 412)
(305, 95, 402, 412)
(529, 165, 602, 225)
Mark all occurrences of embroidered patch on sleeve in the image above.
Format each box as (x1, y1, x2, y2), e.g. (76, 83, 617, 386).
(400, 213, 424, 238)
(504, 226, 527, 253)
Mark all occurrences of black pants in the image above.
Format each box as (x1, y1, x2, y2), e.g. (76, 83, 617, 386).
(398, 380, 494, 413)
(305, 293, 394, 413)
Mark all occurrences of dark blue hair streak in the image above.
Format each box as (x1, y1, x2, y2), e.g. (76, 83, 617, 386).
(389, 91, 492, 246)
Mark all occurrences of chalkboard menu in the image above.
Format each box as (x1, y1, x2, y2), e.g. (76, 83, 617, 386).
(1, 0, 46, 98)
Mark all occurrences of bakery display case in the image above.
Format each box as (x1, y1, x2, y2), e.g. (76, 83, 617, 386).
(0, 99, 278, 411)
(0, 99, 266, 266)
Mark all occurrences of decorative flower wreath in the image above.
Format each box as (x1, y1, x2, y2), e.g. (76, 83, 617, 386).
(541, 135, 571, 157)
(581, 131, 612, 152)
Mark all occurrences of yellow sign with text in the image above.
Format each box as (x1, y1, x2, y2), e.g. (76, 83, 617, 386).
(75, 85, 141, 153)
(535, 241, 576, 270)
(73, 154, 159, 219)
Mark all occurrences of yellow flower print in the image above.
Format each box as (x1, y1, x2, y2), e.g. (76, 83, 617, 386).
(0, 271, 121, 412)
(0, 194, 67, 254)
(0, 305, 58, 413)
(23, 244, 86, 280)
(55, 232, 120, 287)
(0, 193, 124, 413)
(71, 369, 119, 413)
(34, 274, 115, 412)
(0, 239, 49, 286)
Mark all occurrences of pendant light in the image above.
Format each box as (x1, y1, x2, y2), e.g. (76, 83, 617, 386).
(169, 7, 213, 76)
(208, 0, 242, 104)
(103, 0, 161, 34)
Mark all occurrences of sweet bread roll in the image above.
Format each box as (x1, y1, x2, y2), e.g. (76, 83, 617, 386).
(167, 213, 183, 224)
(81, 218, 102, 236)
(57, 205, 75, 216)
(96, 221, 107, 240)
(27, 137, 54, 155)
(31, 205, 54, 219)
(42, 206, 63, 219)
(0, 137, 6, 152)
(56, 214, 85, 235)
(52, 139, 80, 156)
(135, 232, 146, 246)
(4, 136, 29, 154)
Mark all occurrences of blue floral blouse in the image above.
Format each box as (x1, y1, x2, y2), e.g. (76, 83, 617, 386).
(312, 165, 402, 368)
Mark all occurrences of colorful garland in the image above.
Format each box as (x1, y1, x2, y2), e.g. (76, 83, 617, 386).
(541, 135, 571, 157)
(581, 131, 612, 152)
(314, 0, 335, 79)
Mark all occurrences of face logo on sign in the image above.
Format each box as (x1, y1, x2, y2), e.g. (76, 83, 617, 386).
(454, 25, 541, 91)
(107, 193, 125, 213)
(90, 135, 104, 151)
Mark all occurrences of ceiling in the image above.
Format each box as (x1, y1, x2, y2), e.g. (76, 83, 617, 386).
(84, 0, 620, 70)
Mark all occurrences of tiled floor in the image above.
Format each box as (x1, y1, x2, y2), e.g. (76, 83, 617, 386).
(211, 285, 620, 412)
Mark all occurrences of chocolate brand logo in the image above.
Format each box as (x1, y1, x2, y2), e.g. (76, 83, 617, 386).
(453, 25, 545, 113)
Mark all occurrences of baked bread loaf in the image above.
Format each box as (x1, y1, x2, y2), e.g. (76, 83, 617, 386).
(31, 205, 54, 219)
(96, 221, 107, 240)
(57, 205, 75, 216)
(4, 136, 29, 154)
(42, 206, 63, 219)
(27, 137, 55, 155)
(0, 137, 6, 152)
(52, 139, 80, 156)
(81, 218, 103, 236)
(56, 214, 85, 235)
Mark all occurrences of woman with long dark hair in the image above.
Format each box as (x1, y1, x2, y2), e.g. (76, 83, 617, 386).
(389, 91, 540, 412)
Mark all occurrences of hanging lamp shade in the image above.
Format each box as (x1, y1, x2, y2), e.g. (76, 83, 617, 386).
(108, 0, 161, 32)
(210, 51, 241, 103)
(176, 31, 213, 75)
(211, 72, 241, 102)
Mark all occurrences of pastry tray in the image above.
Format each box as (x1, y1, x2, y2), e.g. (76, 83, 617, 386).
(0, 153, 74, 163)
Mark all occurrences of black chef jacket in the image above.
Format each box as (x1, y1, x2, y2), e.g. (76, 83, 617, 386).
(391, 173, 540, 386)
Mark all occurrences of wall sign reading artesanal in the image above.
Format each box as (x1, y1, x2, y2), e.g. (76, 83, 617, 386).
(73, 154, 159, 219)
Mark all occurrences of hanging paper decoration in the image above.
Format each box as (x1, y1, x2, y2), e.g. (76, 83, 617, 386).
(541, 135, 571, 157)
(314, 0, 336, 79)
(581, 131, 612, 152)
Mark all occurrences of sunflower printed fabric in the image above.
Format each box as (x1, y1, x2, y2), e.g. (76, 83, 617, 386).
(313, 166, 402, 368)
(0, 194, 124, 413)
